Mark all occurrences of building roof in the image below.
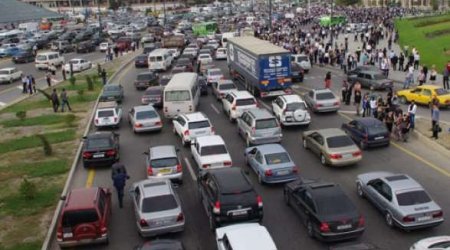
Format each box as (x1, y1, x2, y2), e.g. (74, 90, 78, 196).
(0, 0, 62, 24)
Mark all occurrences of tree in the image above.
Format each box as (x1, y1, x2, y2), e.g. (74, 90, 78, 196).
(109, 0, 123, 10)
(336, 0, 361, 5)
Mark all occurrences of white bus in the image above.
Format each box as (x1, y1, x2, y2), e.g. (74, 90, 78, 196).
(221, 32, 236, 48)
(148, 48, 173, 71)
(163, 73, 200, 118)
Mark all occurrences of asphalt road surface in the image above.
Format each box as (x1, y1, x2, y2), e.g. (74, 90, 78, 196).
(49, 59, 450, 250)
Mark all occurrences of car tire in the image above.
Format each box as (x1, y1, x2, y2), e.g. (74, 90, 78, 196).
(399, 96, 407, 104)
(356, 183, 365, 198)
(320, 154, 327, 166)
(306, 220, 315, 238)
(209, 213, 217, 231)
(385, 212, 394, 228)
(303, 139, 308, 149)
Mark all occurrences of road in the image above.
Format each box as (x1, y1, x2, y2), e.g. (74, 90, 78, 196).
(48, 59, 450, 250)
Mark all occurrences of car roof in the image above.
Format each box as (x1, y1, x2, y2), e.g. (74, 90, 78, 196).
(209, 168, 251, 193)
(380, 174, 423, 192)
(229, 90, 253, 98)
(280, 94, 304, 103)
(183, 112, 208, 122)
(138, 180, 172, 198)
(217, 224, 276, 250)
(134, 105, 156, 112)
(196, 135, 224, 146)
(253, 143, 286, 154)
(314, 128, 346, 137)
(86, 131, 113, 139)
(355, 117, 384, 126)
(247, 108, 274, 119)
(97, 101, 118, 109)
(65, 187, 99, 210)
(208, 68, 222, 72)
(150, 145, 177, 159)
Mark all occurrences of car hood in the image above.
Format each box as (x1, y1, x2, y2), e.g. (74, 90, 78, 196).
(357, 171, 394, 184)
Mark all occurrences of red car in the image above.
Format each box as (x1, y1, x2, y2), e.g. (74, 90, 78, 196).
(115, 37, 132, 50)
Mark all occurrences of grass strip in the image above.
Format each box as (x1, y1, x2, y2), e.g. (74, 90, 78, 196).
(0, 242, 42, 250)
(0, 114, 77, 128)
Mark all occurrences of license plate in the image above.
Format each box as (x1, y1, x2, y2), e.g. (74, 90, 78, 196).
(342, 153, 352, 159)
(375, 136, 384, 140)
(417, 216, 432, 222)
(158, 168, 172, 174)
(103, 118, 110, 121)
(63, 232, 73, 238)
(93, 153, 105, 158)
(277, 170, 289, 176)
(107, 96, 114, 100)
(232, 210, 248, 216)
(337, 224, 352, 230)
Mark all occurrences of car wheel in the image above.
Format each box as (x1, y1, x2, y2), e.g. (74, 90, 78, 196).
(359, 140, 367, 150)
(306, 220, 315, 238)
(399, 96, 407, 104)
(356, 183, 365, 198)
(209, 213, 217, 231)
(303, 139, 308, 149)
(320, 154, 327, 166)
(385, 212, 394, 228)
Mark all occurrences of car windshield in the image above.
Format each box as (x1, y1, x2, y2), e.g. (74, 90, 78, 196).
(236, 98, 255, 106)
(373, 74, 386, 80)
(104, 85, 120, 91)
(200, 145, 227, 156)
(150, 157, 178, 168)
(136, 110, 157, 120)
(137, 74, 154, 81)
(296, 56, 308, 62)
(145, 88, 162, 95)
(435, 88, 449, 95)
(367, 124, 388, 135)
(219, 83, 236, 90)
(397, 190, 432, 206)
(209, 70, 222, 76)
(0, 70, 9, 75)
(188, 120, 210, 129)
(36, 55, 46, 60)
(265, 152, 290, 165)
(142, 195, 178, 213)
(86, 138, 111, 149)
(286, 102, 306, 111)
(316, 193, 356, 215)
(62, 209, 99, 227)
(326, 135, 354, 148)
(316, 92, 335, 100)
(165, 90, 190, 102)
(255, 118, 278, 129)
(98, 110, 114, 117)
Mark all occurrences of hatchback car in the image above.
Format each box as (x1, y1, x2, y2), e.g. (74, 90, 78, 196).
(237, 108, 282, 146)
(100, 84, 124, 103)
(197, 168, 264, 230)
(284, 179, 365, 242)
(173, 112, 215, 146)
(341, 117, 390, 149)
(212, 79, 237, 101)
(206, 68, 224, 85)
(130, 179, 185, 237)
(134, 72, 159, 90)
(409, 236, 450, 250)
(356, 172, 444, 230)
(216, 223, 277, 250)
(82, 131, 120, 168)
(64, 58, 92, 73)
(222, 90, 258, 122)
(141, 86, 164, 107)
(0, 67, 23, 84)
(291, 54, 311, 73)
(191, 135, 232, 169)
(245, 144, 298, 184)
(135, 54, 149, 68)
(56, 187, 111, 248)
(272, 94, 311, 127)
(302, 128, 362, 167)
(304, 89, 340, 113)
(128, 105, 162, 133)
(94, 101, 122, 128)
(145, 145, 182, 183)
(347, 70, 393, 90)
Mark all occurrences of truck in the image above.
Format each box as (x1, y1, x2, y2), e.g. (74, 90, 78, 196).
(227, 37, 292, 98)
(162, 35, 185, 48)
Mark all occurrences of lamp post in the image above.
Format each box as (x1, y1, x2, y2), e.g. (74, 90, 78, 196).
(97, 0, 102, 39)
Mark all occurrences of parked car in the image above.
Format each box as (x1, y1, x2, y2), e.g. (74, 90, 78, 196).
(76, 41, 96, 53)
(94, 101, 123, 128)
(356, 172, 444, 230)
(11, 51, 35, 64)
(173, 112, 215, 146)
(144, 145, 182, 183)
(128, 105, 162, 133)
(341, 117, 390, 149)
(56, 187, 111, 247)
(237, 108, 282, 147)
(272, 94, 311, 127)
(347, 70, 393, 90)
(191, 135, 232, 169)
(284, 179, 365, 242)
(212, 79, 237, 101)
(141, 86, 164, 107)
(0, 67, 23, 84)
(100, 84, 124, 103)
(302, 128, 362, 167)
(397, 85, 450, 108)
(63, 58, 92, 73)
(216, 223, 277, 250)
(197, 167, 263, 230)
(0, 46, 20, 58)
(409, 236, 450, 250)
(222, 90, 258, 122)
(135, 54, 149, 68)
(135, 240, 184, 250)
(82, 131, 120, 168)
(304, 88, 341, 113)
(134, 72, 159, 90)
(130, 179, 185, 237)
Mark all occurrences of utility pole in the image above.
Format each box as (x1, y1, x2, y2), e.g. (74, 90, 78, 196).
(269, 0, 272, 32)
(97, 0, 102, 39)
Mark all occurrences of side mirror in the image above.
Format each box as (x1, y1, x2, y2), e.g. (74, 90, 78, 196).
(143, 151, 149, 155)
(82, 136, 87, 140)
(176, 148, 180, 152)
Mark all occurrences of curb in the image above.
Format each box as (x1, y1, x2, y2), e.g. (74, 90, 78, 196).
(320, 65, 404, 85)
(40, 52, 138, 250)
(412, 130, 450, 155)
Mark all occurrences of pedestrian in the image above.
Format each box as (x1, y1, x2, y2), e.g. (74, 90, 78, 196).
(400, 114, 411, 142)
(443, 67, 449, 90)
(341, 80, 348, 102)
(324, 71, 331, 89)
(429, 65, 437, 84)
(112, 167, 129, 208)
(27, 76, 33, 95)
(423, 65, 428, 81)
(46, 72, 52, 87)
(407, 100, 417, 130)
(431, 104, 440, 139)
(101, 69, 107, 85)
(384, 111, 394, 133)
(51, 89, 60, 112)
(370, 96, 378, 118)
(111, 162, 128, 179)
(417, 69, 425, 86)
(354, 90, 362, 116)
(62, 67, 66, 81)
(60, 88, 72, 112)
(403, 63, 414, 89)
(398, 53, 405, 71)
(49, 64, 57, 76)
(31, 75, 36, 94)
(32, 44, 38, 56)
(21, 75, 28, 94)
(362, 94, 370, 117)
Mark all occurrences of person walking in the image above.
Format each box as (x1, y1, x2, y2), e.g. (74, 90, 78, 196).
(21, 75, 28, 94)
(62, 67, 66, 81)
(429, 65, 437, 84)
(362, 94, 370, 117)
(408, 101, 417, 130)
(370, 96, 378, 118)
(31, 75, 36, 94)
(101, 69, 107, 85)
(417, 69, 425, 86)
(112, 162, 128, 178)
(354, 90, 362, 116)
(384, 111, 395, 133)
(431, 104, 440, 139)
(403, 63, 414, 89)
(324, 71, 332, 89)
(51, 89, 60, 113)
(443, 67, 449, 90)
(46, 72, 52, 87)
(27, 76, 33, 95)
(112, 167, 129, 208)
(60, 88, 72, 112)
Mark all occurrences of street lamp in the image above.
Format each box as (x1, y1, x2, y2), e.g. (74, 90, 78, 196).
(97, 0, 102, 39)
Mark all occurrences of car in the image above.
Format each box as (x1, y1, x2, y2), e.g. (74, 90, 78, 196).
(141, 86, 164, 107)
(291, 54, 311, 73)
(215, 47, 227, 60)
(183, 48, 198, 58)
(198, 61, 215, 76)
(167, 48, 181, 59)
(198, 53, 213, 65)
(82, 131, 120, 168)
(397, 85, 450, 108)
(174, 58, 194, 72)
(284, 179, 365, 242)
(94, 101, 123, 128)
(222, 90, 258, 122)
(56, 187, 111, 248)
(302, 128, 362, 167)
(409, 236, 450, 250)
(63, 58, 92, 73)
(159, 74, 172, 86)
(356, 172, 444, 230)
(206, 40, 220, 50)
(135, 54, 149, 68)
(290, 62, 304, 82)
(173, 112, 215, 146)
(346, 65, 380, 76)
(99, 42, 111, 52)
(216, 223, 277, 250)
(191, 135, 232, 169)
(135, 239, 184, 250)
(206, 68, 224, 85)
(197, 168, 263, 230)
(341, 117, 390, 149)
(130, 179, 185, 237)
(212, 79, 237, 101)
(304, 88, 341, 113)
(347, 70, 393, 90)
(237, 108, 282, 146)
(0, 67, 23, 84)
(11, 50, 35, 64)
(76, 41, 96, 53)
(199, 48, 213, 56)
(51, 40, 74, 53)
(134, 72, 159, 90)
(245, 144, 298, 184)
(198, 76, 208, 96)
(100, 84, 124, 103)
(144, 145, 182, 183)
(128, 105, 162, 133)
(0, 46, 20, 58)
(272, 94, 311, 127)
(172, 65, 189, 74)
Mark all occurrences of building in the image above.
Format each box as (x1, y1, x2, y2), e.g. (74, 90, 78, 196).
(19, 0, 182, 9)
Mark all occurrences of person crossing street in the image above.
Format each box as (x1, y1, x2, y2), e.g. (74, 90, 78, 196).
(112, 165, 129, 209)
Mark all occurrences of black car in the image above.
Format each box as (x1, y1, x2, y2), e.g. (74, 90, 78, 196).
(12, 51, 35, 64)
(198, 76, 208, 96)
(291, 62, 304, 83)
(76, 41, 95, 53)
(82, 132, 120, 168)
(135, 54, 149, 68)
(134, 240, 184, 250)
(174, 58, 194, 72)
(134, 72, 159, 90)
(141, 86, 164, 107)
(284, 179, 365, 242)
(341, 117, 390, 150)
(197, 168, 263, 230)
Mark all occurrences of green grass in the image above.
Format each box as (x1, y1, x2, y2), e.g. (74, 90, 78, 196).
(1, 99, 50, 113)
(0, 160, 70, 179)
(0, 242, 42, 250)
(0, 129, 76, 154)
(0, 114, 77, 128)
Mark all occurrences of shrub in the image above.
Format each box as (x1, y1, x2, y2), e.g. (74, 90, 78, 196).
(86, 75, 94, 91)
(69, 76, 76, 86)
(92, 75, 99, 86)
(37, 134, 52, 156)
(19, 177, 37, 199)
(16, 110, 27, 120)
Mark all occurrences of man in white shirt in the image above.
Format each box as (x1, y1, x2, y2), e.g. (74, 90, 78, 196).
(408, 100, 417, 130)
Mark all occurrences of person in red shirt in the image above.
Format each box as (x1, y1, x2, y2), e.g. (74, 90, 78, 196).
(446, 61, 450, 72)
(324, 71, 332, 89)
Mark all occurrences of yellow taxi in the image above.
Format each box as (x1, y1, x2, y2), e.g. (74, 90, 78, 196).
(397, 85, 450, 107)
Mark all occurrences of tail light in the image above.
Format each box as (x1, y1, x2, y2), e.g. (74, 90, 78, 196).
(257, 195, 263, 208)
(352, 151, 362, 157)
(231, 105, 236, 110)
(334, 101, 340, 106)
(251, 127, 256, 135)
(213, 201, 221, 214)
(261, 92, 268, 97)
(176, 164, 182, 173)
(106, 150, 116, 157)
(358, 216, 365, 227)
(134, 123, 142, 128)
(56, 227, 63, 240)
(202, 164, 210, 168)
(403, 216, 415, 222)
(315, 104, 323, 108)
(100, 226, 107, 236)
(95, 118, 99, 124)
(320, 222, 330, 232)
(139, 219, 149, 227)
(433, 211, 443, 218)
(292, 166, 299, 173)
(177, 213, 184, 222)
(330, 154, 342, 159)
(184, 130, 190, 136)
(147, 166, 153, 176)
(155, 121, 162, 126)
(223, 161, 232, 166)
(264, 169, 273, 176)
(211, 127, 216, 134)
(83, 152, 93, 159)
(189, 105, 192, 111)
(113, 117, 118, 123)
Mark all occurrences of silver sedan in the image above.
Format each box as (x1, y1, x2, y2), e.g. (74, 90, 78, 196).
(128, 105, 162, 133)
(303, 88, 340, 113)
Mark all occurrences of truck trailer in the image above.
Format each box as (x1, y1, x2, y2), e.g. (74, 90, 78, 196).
(227, 37, 292, 97)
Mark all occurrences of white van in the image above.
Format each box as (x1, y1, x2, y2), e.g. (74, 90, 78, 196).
(246, 16, 256, 25)
(148, 48, 173, 71)
(35, 52, 65, 70)
(163, 73, 200, 118)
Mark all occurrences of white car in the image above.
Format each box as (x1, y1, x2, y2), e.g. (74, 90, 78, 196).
(173, 112, 215, 146)
(207, 40, 220, 50)
(216, 223, 277, 250)
(222, 90, 258, 121)
(167, 48, 180, 59)
(197, 53, 213, 65)
(206, 68, 224, 85)
(183, 48, 198, 58)
(272, 94, 311, 126)
(99, 42, 110, 52)
(215, 48, 227, 60)
(410, 236, 450, 250)
(94, 101, 122, 128)
(212, 79, 237, 100)
(191, 135, 232, 169)
(291, 54, 311, 73)
(128, 105, 162, 133)
(64, 58, 92, 73)
(0, 67, 23, 84)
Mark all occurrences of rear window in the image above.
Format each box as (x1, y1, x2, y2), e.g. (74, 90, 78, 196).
(62, 209, 98, 227)
(236, 98, 255, 106)
(142, 195, 177, 213)
(104, 85, 120, 91)
(367, 125, 388, 135)
(219, 83, 236, 90)
(316, 92, 335, 100)
(188, 120, 210, 129)
(265, 152, 290, 165)
(316, 193, 356, 215)
(286, 102, 306, 111)
(145, 88, 162, 95)
(136, 110, 157, 120)
(397, 190, 431, 206)
(200, 145, 227, 156)
(0, 70, 9, 75)
(86, 138, 111, 149)
(326, 135, 354, 148)
(98, 110, 114, 117)
(150, 157, 178, 168)
(137, 74, 154, 81)
(255, 118, 278, 129)
(165, 90, 191, 102)
(435, 88, 449, 96)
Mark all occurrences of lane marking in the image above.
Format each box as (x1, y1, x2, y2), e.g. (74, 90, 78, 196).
(85, 169, 96, 188)
(337, 111, 450, 178)
(259, 100, 271, 111)
(184, 157, 197, 181)
(16, 86, 23, 90)
(210, 103, 220, 114)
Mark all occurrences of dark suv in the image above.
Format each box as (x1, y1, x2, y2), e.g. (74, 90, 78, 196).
(76, 41, 96, 53)
(57, 187, 111, 248)
(197, 168, 263, 230)
(82, 132, 120, 168)
(284, 179, 365, 242)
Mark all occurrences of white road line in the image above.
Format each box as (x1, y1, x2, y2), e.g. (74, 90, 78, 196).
(183, 157, 197, 181)
(210, 103, 220, 114)
(0, 101, 6, 106)
(259, 100, 272, 111)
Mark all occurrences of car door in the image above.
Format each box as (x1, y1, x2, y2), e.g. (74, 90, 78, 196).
(409, 87, 422, 103)
(98, 189, 110, 230)
(366, 179, 392, 211)
(203, 176, 218, 215)
(251, 150, 264, 175)
(344, 120, 358, 139)
(238, 112, 250, 135)
(419, 88, 432, 105)
(354, 121, 366, 143)
(131, 186, 141, 223)
(309, 133, 324, 156)
(365, 73, 374, 87)
(173, 116, 184, 136)
(272, 97, 283, 118)
(191, 141, 202, 166)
